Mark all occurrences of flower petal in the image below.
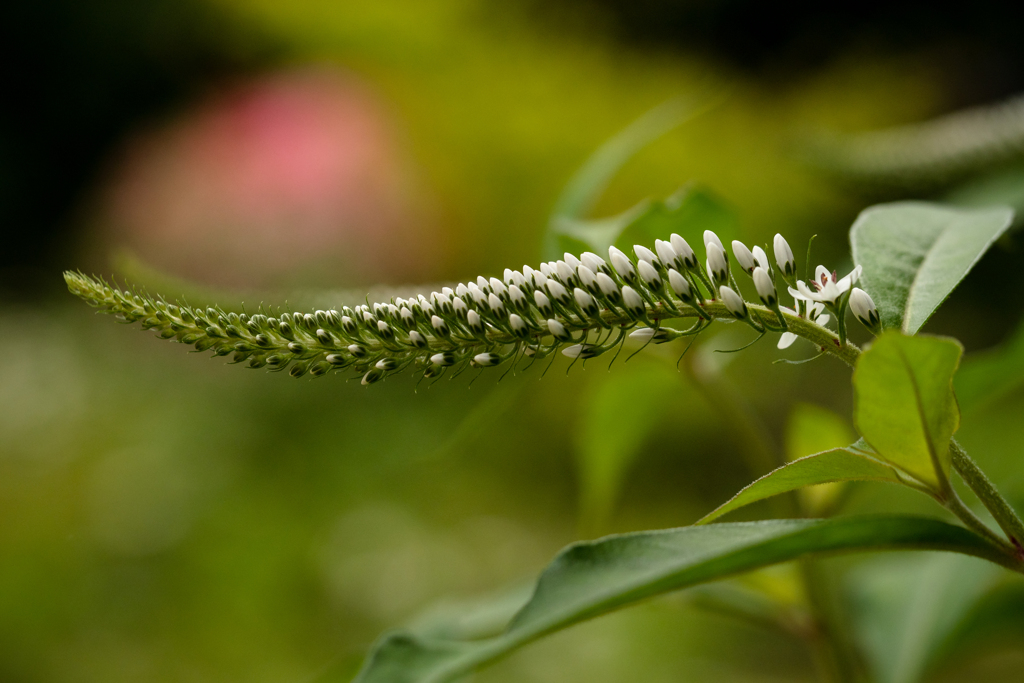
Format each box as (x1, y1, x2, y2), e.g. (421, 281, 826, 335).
(778, 332, 798, 349)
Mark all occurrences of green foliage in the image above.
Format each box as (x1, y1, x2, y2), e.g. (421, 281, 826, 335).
(853, 333, 962, 490)
(353, 517, 1008, 683)
(955, 318, 1024, 413)
(696, 443, 909, 525)
(849, 554, 1003, 683)
(850, 202, 1013, 333)
(574, 364, 679, 533)
(549, 185, 738, 262)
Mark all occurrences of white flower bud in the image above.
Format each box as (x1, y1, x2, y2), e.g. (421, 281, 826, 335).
(431, 315, 450, 336)
(752, 245, 770, 272)
(634, 244, 658, 265)
(622, 285, 645, 315)
(467, 309, 484, 332)
(849, 287, 880, 331)
(655, 239, 678, 269)
(720, 285, 748, 319)
(629, 327, 655, 341)
(376, 358, 397, 371)
(509, 313, 528, 336)
(753, 267, 776, 306)
(473, 352, 501, 367)
(467, 282, 486, 304)
(556, 260, 576, 285)
(347, 344, 367, 357)
(361, 369, 383, 385)
(609, 246, 636, 281)
(408, 330, 427, 348)
(577, 265, 597, 290)
(533, 271, 549, 290)
(637, 259, 662, 290)
(432, 292, 452, 313)
(430, 352, 455, 366)
(706, 242, 729, 285)
(456, 283, 469, 298)
(732, 240, 756, 274)
(670, 233, 698, 269)
(489, 278, 508, 297)
(546, 280, 570, 303)
(574, 287, 598, 314)
(503, 269, 516, 285)
(441, 287, 454, 297)
(581, 252, 607, 274)
(539, 262, 555, 277)
(452, 296, 467, 316)
(376, 320, 394, 339)
(596, 272, 620, 299)
(534, 290, 553, 315)
(547, 318, 571, 341)
(488, 292, 505, 313)
(476, 276, 491, 292)
(562, 344, 583, 358)
(704, 230, 724, 252)
(563, 253, 581, 270)
(341, 316, 357, 334)
(668, 269, 694, 302)
(510, 270, 526, 288)
(562, 344, 600, 359)
(508, 285, 526, 308)
(362, 311, 376, 323)
(774, 233, 796, 278)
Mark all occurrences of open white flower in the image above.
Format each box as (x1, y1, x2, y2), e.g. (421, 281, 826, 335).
(791, 265, 862, 305)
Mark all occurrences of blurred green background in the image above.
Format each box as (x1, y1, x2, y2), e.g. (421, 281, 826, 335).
(3, 1, 1024, 681)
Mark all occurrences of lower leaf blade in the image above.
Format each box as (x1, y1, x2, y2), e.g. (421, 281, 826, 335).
(353, 516, 1010, 683)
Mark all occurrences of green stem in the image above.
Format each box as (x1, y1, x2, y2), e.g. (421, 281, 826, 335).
(949, 440, 1024, 559)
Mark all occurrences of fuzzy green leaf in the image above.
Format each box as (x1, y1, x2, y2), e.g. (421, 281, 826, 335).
(696, 442, 907, 525)
(353, 516, 1007, 683)
(850, 201, 1012, 334)
(853, 333, 962, 489)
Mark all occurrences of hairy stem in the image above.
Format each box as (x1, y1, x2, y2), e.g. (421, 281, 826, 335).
(949, 440, 1024, 559)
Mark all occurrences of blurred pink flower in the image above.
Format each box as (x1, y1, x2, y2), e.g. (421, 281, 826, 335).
(100, 66, 442, 287)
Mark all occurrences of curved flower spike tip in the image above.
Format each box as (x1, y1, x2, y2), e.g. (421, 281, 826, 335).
(64, 232, 864, 386)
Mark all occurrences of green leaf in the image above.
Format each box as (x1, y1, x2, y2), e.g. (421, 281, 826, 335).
(852, 332, 962, 489)
(696, 443, 909, 525)
(549, 98, 701, 223)
(549, 185, 738, 261)
(544, 93, 724, 260)
(849, 554, 1002, 683)
(575, 364, 679, 534)
(353, 516, 1007, 683)
(954, 318, 1024, 414)
(850, 201, 1013, 333)
(785, 403, 857, 462)
(784, 403, 859, 513)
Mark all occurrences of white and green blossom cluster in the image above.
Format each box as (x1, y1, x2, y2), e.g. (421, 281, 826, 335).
(65, 231, 879, 384)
